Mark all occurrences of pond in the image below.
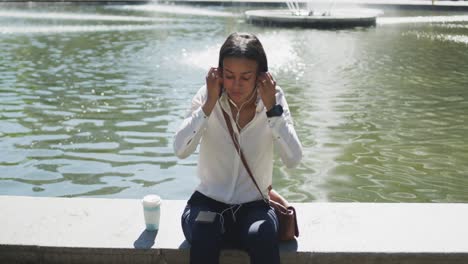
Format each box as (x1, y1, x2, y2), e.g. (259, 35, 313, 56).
(1, 2, 467, 202)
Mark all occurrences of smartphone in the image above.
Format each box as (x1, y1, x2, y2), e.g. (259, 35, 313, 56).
(195, 211, 217, 223)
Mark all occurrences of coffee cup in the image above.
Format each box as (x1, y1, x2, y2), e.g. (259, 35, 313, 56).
(142, 194, 161, 231)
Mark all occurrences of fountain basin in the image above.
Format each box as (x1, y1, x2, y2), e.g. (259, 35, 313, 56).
(245, 9, 377, 28)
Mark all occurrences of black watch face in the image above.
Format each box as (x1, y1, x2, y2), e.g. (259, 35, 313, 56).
(268, 105, 283, 117)
(275, 105, 283, 114)
(272, 107, 279, 115)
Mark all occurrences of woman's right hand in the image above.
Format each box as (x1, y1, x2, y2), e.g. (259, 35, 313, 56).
(203, 67, 223, 116)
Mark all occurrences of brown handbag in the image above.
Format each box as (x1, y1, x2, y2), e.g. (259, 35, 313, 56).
(221, 109, 299, 241)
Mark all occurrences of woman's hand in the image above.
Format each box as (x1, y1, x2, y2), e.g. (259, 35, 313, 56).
(257, 72, 277, 111)
(203, 67, 223, 116)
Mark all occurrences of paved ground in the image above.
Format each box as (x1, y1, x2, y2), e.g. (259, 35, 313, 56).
(1, 196, 468, 263)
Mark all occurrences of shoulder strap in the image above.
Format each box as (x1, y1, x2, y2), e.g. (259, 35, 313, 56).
(221, 108, 266, 200)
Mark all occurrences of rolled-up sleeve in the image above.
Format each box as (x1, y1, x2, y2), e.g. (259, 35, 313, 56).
(173, 86, 210, 159)
(267, 89, 303, 168)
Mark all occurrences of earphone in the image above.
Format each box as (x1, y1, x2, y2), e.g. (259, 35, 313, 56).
(228, 88, 256, 130)
(227, 86, 257, 153)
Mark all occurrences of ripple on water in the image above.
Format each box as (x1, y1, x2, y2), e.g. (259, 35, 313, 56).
(121, 138, 162, 144)
(64, 151, 175, 165)
(115, 121, 148, 127)
(0, 121, 31, 134)
(50, 142, 120, 150)
(62, 119, 105, 127)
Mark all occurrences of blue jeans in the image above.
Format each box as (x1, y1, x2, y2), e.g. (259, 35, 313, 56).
(181, 191, 280, 264)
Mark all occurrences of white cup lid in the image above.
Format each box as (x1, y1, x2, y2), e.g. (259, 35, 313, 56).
(142, 194, 161, 207)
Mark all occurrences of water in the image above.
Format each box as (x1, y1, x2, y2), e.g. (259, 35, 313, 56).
(285, 0, 336, 15)
(1, 3, 467, 202)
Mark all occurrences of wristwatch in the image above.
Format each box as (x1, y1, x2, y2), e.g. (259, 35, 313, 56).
(266, 104, 283, 117)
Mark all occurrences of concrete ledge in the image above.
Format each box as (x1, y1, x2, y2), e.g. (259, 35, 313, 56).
(1, 196, 468, 263)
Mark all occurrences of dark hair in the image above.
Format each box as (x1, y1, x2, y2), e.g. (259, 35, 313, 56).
(218, 32, 268, 73)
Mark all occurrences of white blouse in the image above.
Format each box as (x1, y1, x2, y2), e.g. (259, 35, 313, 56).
(173, 85, 303, 204)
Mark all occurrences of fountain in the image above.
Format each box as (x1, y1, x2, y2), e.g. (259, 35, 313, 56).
(245, 0, 380, 28)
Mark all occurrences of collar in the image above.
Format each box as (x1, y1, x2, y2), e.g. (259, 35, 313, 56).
(219, 90, 264, 115)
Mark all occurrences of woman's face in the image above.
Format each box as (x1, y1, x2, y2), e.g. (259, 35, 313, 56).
(222, 57, 258, 106)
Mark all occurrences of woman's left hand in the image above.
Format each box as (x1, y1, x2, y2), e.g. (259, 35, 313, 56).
(257, 72, 277, 111)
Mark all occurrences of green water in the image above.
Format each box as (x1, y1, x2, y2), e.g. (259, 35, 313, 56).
(1, 3, 467, 202)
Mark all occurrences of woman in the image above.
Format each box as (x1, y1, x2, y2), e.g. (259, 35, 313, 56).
(173, 32, 302, 264)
